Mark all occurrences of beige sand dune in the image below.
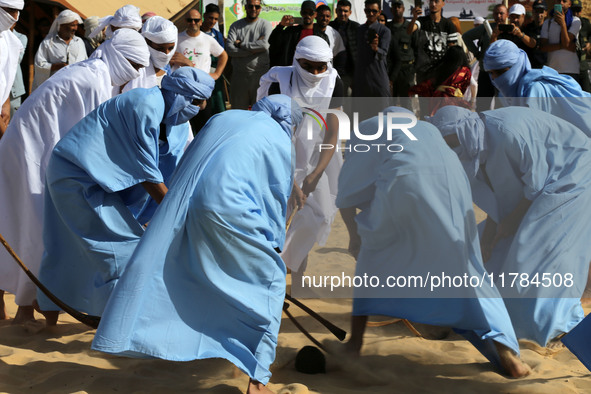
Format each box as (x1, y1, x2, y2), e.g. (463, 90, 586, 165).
(1, 211, 590, 393)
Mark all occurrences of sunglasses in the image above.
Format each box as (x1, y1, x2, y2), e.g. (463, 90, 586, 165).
(186, 18, 201, 23)
(364, 8, 379, 14)
(246, 4, 262, 9)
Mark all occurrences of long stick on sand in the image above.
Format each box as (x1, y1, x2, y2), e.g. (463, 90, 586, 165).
(0, 233, 101, 329)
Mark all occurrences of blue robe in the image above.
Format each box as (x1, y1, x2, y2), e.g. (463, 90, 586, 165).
(503, 67, 591, 136)
(92, 110, 293, 385)
(336, 115, 521, 367)
(475, 107, 591, 345)
(37, 87, 165, 316)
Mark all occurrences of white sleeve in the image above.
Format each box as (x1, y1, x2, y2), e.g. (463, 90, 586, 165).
(209, 35, 224, 57)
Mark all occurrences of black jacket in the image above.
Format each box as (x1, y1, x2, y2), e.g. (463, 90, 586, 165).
(269, 24, 330, 67)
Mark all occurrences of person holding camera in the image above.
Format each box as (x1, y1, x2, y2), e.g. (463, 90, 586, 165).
(353, 0, 391, 97)
(490, 4, 536, 52)
(540, 0, 582, 83)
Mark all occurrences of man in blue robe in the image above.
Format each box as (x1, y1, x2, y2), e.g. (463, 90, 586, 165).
(36, 67, 214, 323)
(429, 105, 591, 348)
(483, 39, 591, 136)
(337, 107, 530, 377)
(92, 95, 301, 394)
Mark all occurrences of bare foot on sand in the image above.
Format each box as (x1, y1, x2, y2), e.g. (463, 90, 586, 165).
(546, 335, 566, 350)
(32, 300, 59, 326)
(494, 342, 531, 378)
(12, 305, 35, 325)
(247, 379, 274, 394)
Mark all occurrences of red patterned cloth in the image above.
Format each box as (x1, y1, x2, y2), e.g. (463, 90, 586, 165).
(409, 66, 472, 116)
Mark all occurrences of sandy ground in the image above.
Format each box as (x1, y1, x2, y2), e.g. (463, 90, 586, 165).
(1, 209, 590, 393)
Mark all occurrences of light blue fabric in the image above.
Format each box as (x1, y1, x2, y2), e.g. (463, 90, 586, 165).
(92, 109, 293, 385)
(484, 40, 591, 136)
(37, 87, 166, 316)
(435, 106, 591, 346)
(161, 66, 214, 125)
(336, 110, 521, 367)
(251, 94, 303, 137)
(133, 122, 190, 224)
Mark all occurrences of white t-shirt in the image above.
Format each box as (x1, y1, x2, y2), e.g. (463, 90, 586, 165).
(325, 25, 345, 56)
(176, 31, 224, 72)
(540, 17, 581, 74)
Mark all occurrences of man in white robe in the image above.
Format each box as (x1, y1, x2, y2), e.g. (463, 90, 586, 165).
(0, 29, 150, 324)
(32, 10, 87, 90)
(0, 0, 24, 139)
(89, 4, 142, 40)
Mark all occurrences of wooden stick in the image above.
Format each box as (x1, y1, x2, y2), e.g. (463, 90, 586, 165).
(402, 319, 423, 338)
(285, 206, 298, 232)
(0, 233, 101, 329)
(285, 294, 347, 341)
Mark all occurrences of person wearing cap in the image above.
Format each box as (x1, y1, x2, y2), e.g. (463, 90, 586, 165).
(32, 9, 87, 90)
(572, 0, 591, 92)
(35, 67, 215, 326)
(354, 0, 391, 97)
(226, 0, 272, 110)
(92, 95, 301, 394)
(429, 104, 591, 350)
(89, 4, 143, 40)
(490, 4, 537, 52)
(522, 0, 548, 69)
(141, 12, 157, 24)
(407, 0, 457, 84)
(388, 0, 418, 99)
(269, 0, 330, 67)
(0, 29, 151, 325)
(539, 0, 582, 83)
(329, 0, 360, 96)
(338, 107, 530, 378)
(462, 3, 507, 111)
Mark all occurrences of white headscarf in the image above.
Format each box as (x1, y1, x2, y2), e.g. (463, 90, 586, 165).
(141, 16, 177, 69)
(90, 5, 142, 39)
(46, 10, 83, 39)
(0, 0, 24, 32)
(257, 35, 337, 107)
(90, 28, 150, 87)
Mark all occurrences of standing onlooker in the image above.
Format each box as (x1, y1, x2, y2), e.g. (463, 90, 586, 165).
(33, 10, 87, 90)
(201, 4, 226, 114)
(269, 1, 329, 67)
(226, 0, 272, 110)
(572, 0, 591, 91)
(9, 25, 26, 117)
(329, 0, 359, 96)
(540, 0, 581, 83)
(522, 0, 548, 69)
(81, 16, 104, 57)
(408, 0, 457, 84)
(354, 0, 391, 97)
(315, 4, 346, 77)
(171, 9, 227, 133)
(388, 0, 417, 99)
(463, 3, 507, 109)
(491, 4, 537, 52)
(89, 5, 143, 40)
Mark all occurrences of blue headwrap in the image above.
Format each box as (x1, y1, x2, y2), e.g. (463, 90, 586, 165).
(426, 106, 486, 179)
(483, 39, 531, 98)
(161, 67, 215, 125)
(252, 94, 303, 137)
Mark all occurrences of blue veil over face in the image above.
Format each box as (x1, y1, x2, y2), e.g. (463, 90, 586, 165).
(161, 67, 214, 125)
(483, 40, 531, 98)
(251, 94, 303, 137)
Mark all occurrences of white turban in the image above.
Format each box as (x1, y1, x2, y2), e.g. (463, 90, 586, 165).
(90, 28, 150, 87)
(141, 16, 177, 44)
(294, 35, 333, 63)
(84, 16, 99, 38)
(90, 5, 142, 38)
(47, 9, 83, 39)
(0, 1, 24, 9)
